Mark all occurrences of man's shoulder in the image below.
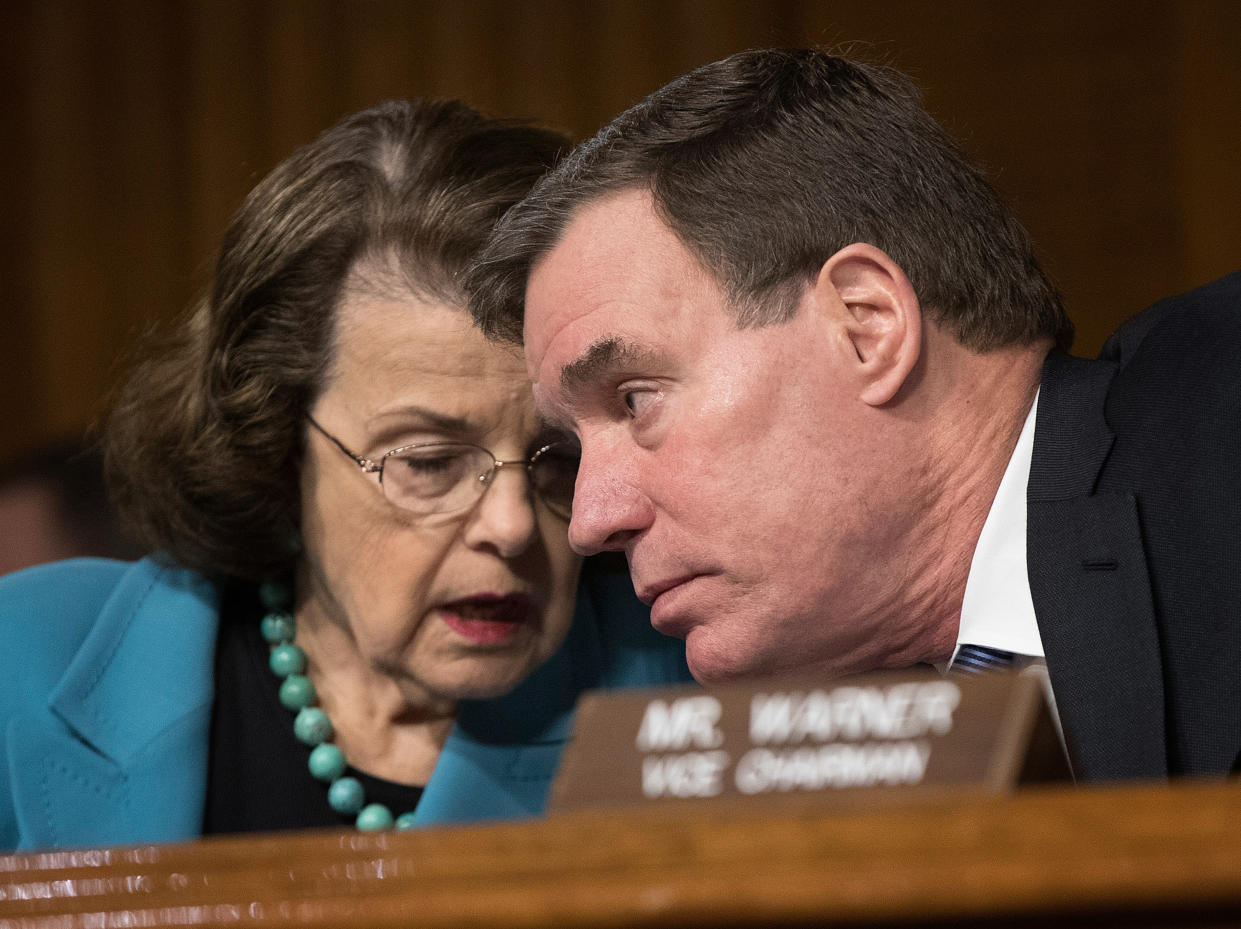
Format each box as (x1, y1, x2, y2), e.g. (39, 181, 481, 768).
(1100, 269, 1241, 365)
(1098, 270, 1241, 414)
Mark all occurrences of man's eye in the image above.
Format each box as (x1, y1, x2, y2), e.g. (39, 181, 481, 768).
(623, 389, 656, 418)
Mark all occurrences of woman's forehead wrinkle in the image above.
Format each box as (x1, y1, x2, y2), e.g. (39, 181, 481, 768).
(369, 405, 474, 434)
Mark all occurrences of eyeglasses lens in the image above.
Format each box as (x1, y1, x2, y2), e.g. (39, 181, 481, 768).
(530, 443, 580, 518)
(380, 443, 578, 517)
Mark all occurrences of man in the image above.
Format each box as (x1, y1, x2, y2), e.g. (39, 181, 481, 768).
(466, 48, 1241, 781)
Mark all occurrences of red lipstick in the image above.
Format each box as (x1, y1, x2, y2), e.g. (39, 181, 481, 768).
(439, 593, 538, 645)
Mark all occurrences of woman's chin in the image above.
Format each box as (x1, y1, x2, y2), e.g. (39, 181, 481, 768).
(400, 650, 543, 704)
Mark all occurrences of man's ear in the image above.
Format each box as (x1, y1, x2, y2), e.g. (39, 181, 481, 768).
(815, 243, 922, 406)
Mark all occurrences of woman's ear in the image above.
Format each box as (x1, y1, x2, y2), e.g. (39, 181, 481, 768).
(814, 243, 922, 406)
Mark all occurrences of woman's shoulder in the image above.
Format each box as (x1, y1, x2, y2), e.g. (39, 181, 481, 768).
(0, 556, 216, 686)
(0, 557, 220, 851)
(0, 558, 132, 647)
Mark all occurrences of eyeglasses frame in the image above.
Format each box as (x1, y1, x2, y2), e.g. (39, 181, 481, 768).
(305, 414, 576, 519)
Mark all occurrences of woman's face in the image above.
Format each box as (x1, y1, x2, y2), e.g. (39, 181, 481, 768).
(297, 279, 581, 705)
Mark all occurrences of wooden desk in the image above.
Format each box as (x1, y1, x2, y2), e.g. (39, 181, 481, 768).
(3, 780, 1240, 927)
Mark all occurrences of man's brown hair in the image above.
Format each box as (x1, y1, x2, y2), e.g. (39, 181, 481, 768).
(468, 48, 1071, 353)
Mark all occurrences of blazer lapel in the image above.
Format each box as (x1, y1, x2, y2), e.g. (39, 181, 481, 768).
(6, 560, 219, 848)
(1027, 352, 1168, 780)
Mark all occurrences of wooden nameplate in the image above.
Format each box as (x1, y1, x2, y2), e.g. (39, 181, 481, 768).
(551, 667, 1070, 814)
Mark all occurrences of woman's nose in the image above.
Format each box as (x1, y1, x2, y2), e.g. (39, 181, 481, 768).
(463, 465, 537, 558)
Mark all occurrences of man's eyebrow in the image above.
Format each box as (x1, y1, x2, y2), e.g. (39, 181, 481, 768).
(559, 336, 648, 395)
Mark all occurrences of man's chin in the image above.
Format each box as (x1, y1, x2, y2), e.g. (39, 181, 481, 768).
(684, 629, 770, 685)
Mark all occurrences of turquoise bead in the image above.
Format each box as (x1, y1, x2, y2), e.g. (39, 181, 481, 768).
(255, 583, 409, 833)
(308, 743, 347, 781)
(356, 803, 395, 832)
(260, 612, 295, 644)
(259, 579, 292, 610)
(269, 643, 306, 677)
(328, 777, 365, 814)
(293, 707, 333, 745)
(279, 674, 316, 710)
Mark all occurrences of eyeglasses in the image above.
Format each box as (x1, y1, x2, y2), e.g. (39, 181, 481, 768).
(307, 415, 578, 520)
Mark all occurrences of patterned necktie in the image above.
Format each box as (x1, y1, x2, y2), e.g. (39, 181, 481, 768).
(951, 643, 1017, 674)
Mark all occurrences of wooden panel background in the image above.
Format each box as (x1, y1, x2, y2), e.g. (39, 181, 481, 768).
(1, 0, 1238, 464)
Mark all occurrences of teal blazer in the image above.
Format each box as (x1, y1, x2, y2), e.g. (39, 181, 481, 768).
(0, 556, 690, 851)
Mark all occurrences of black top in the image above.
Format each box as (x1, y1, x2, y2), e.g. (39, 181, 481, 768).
(202, 587, 424, 835)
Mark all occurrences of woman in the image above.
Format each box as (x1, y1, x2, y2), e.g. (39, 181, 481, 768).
(0, 100, 689, 851)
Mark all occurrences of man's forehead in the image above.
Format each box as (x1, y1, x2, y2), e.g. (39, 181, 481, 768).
(547, 187, 662, 265)
(528, 189, 674, 304)
(522, 190, 666, 371)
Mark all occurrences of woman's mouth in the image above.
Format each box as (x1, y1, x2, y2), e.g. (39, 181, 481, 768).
(439, 593, 539, 645)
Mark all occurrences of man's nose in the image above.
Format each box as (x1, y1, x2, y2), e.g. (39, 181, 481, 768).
(566, 454, 651, 556)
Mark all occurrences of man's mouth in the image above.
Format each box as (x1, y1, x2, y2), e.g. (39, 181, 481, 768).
(637, 574, 703, 638)
(636, 574, 696, 606)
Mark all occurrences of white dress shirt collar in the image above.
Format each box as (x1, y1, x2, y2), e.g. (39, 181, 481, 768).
(952, 391, 1045, 661)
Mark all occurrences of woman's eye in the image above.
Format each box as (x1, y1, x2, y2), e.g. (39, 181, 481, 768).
(402, 455, 456, 475)
(387, 448, 477, 500)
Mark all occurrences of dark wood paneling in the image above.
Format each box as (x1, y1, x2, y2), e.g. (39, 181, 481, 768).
(0, 1, 45, 458)
(2, 0, 1239, 464)
(1174, 2, 1241, 288)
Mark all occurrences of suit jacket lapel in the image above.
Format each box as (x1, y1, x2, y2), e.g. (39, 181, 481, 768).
(1027, 352, 1168, 780)
(6, 560, 218, 848)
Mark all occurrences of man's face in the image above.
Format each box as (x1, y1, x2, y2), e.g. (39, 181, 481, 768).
(524, 189, 925, 682)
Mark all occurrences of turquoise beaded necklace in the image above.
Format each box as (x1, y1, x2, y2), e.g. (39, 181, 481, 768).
(258, 580, 418, 832)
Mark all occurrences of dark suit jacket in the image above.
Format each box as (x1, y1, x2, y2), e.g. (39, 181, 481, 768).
(1028, 270, 1241, 781)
